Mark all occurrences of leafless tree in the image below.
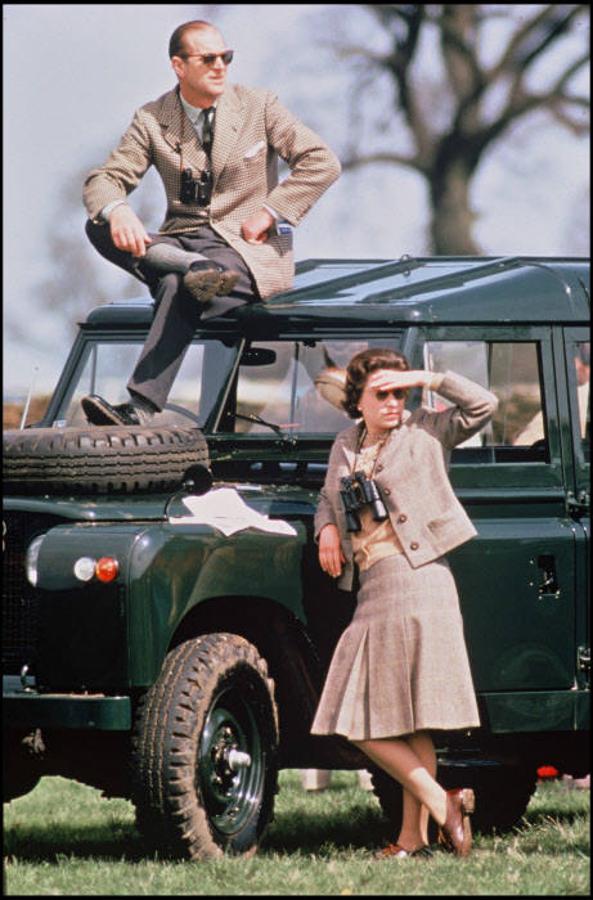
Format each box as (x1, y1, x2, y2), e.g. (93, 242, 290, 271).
(332, 4, 590, 253)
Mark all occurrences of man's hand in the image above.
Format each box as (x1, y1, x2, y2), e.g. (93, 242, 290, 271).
(318, 523, 346, 579)
(110, 205, 152, 257)
(241, 208, 275, 245)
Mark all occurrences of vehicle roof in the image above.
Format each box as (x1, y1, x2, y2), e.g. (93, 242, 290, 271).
(84, 256, 590, 329)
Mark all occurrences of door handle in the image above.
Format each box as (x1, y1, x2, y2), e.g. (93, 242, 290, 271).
(536, 554, 560, 598)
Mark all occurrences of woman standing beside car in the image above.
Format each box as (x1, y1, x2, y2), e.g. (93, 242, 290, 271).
(311, 347, 498, 859)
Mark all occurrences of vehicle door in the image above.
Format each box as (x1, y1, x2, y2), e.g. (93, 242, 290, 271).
(413, 326, 579, 722)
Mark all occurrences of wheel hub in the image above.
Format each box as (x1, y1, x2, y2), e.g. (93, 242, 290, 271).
(210, 725, 252, 791)
(198, 692, 262, 836)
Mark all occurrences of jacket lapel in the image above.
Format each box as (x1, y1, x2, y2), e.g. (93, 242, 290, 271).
(210, 84, 243, 178)
(379, 410, 414, 468)
(158, 87, 209, 172)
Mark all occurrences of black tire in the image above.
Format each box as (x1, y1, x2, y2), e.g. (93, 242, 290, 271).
(132, 633, 279, 860)
(3, 769, 41, 804)
(438, 758, 537, 834)
(2, 425, 209, 495)
(371, 758, 537, 837)
(3, 731, 43, 803)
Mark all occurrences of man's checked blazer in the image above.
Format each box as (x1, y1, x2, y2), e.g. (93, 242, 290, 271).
(83, 83, 341, 299)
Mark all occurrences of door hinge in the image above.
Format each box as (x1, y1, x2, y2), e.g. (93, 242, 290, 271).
(577, 646, 590, 675)
(566, 490, 590, 517)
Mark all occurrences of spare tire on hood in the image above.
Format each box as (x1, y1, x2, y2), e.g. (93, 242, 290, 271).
(3, 425, 210, 496)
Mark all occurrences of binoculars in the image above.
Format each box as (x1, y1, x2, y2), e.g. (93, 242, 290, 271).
(180, 167, 213, 206)
(339, 472, 388, 533)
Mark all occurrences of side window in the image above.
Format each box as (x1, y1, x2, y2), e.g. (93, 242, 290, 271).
(573, 341, 590, 457)
(423, 341, 546, 461)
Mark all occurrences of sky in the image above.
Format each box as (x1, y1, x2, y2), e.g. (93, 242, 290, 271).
(3, 3, 590, 398)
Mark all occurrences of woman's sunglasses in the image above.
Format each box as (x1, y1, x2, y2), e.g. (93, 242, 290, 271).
(375, 388, 408, 401)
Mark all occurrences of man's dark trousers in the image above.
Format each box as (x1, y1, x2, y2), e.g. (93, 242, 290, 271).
(85, 219, 259, 411)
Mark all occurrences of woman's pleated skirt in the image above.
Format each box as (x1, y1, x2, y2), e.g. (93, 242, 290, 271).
(310, 554, 480, 740)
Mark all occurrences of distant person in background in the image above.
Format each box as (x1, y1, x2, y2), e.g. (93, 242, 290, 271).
(296, 342, 368, 432)
(514, 342, 590, 445)
(301, 768, 373, 791)
(81, 19, 341, 427)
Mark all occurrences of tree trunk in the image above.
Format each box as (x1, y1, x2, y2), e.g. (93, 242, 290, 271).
(429, 163, 481, 255)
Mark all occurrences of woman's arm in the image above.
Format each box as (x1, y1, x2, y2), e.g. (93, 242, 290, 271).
(366, 369, 498, 449)
(424, 370, 499, 449)
(314, 437, 348, 578)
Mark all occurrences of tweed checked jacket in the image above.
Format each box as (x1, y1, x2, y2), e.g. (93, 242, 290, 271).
(315, 371, 499, 591)
(83, 84, 341, 299)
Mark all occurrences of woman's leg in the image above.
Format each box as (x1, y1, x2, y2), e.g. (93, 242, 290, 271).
(400, 732, 438, 846)
(353, 734, 447, 848)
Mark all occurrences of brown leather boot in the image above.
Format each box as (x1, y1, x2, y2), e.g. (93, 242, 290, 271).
(437, 787, 475, 857)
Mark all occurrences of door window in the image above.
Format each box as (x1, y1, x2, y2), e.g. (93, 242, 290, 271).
(423, 341, 546, 460)
(573, 341, 590, 455)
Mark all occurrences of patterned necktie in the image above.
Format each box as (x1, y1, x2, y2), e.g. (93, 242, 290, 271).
(201, 107, 215, 157)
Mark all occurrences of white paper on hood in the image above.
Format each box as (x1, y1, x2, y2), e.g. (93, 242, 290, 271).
(168, 487, 298, 537)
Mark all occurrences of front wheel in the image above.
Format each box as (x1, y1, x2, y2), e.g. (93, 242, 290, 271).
(132, 633, 279, 860)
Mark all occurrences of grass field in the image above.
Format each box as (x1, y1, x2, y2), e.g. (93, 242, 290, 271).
(3, 771, 590, 896)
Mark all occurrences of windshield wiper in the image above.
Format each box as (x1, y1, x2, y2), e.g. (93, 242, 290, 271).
(234, 412, 285, 436)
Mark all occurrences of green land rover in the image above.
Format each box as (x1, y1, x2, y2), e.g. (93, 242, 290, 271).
(3, 256, 590, 860)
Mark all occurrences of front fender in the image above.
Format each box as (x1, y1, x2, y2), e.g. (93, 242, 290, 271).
(127, 522, 308, 685)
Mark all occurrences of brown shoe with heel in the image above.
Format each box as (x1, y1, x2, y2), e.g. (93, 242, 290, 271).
(437, 787, 475, 857)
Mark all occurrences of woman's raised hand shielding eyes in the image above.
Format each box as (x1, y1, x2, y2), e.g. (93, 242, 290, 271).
(365, 370, 433, 394)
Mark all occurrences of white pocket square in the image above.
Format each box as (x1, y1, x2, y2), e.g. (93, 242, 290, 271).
(243, 140, 266, 159)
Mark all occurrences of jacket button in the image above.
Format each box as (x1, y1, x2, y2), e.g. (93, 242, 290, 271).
(410, 541, 419, 551)
(383, 488, 391, 496)
(397, 514, 407, 523)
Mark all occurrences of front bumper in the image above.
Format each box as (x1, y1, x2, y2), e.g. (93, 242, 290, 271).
(3, 677, 131, 731)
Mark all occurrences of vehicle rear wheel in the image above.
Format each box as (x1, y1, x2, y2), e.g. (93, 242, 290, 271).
(132, 633, 279, 860)
(370, 757, 537, 836)
(3, 730, 43, 803)
(3, 425, 209, 495)
(438, 758, 537, 834)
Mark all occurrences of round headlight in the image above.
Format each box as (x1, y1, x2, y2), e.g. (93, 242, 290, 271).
(25, 534, 46, 586)
(73, 557, 97, 582)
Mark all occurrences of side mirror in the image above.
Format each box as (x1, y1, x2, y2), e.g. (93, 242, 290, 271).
(240, 347, 277, 366)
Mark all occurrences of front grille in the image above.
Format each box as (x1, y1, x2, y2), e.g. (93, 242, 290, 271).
(2, 511, 63, 675)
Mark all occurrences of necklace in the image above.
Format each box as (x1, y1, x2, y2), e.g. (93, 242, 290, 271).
(363, 430, 389, 447)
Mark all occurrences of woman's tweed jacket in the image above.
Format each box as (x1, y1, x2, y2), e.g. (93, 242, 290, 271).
(315, 371, 499, 591)
(83, 83, 341, 300)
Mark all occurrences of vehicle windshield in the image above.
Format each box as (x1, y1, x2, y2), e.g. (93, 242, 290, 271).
(51, 336, 395, 436)
(52, 338, 239, 429)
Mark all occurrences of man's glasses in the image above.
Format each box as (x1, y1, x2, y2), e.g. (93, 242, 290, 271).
(183, 50, 234, 66)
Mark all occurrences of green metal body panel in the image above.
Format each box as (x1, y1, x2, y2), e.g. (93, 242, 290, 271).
(484, 690, 589, 735)
(125, 513, 307, 685)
